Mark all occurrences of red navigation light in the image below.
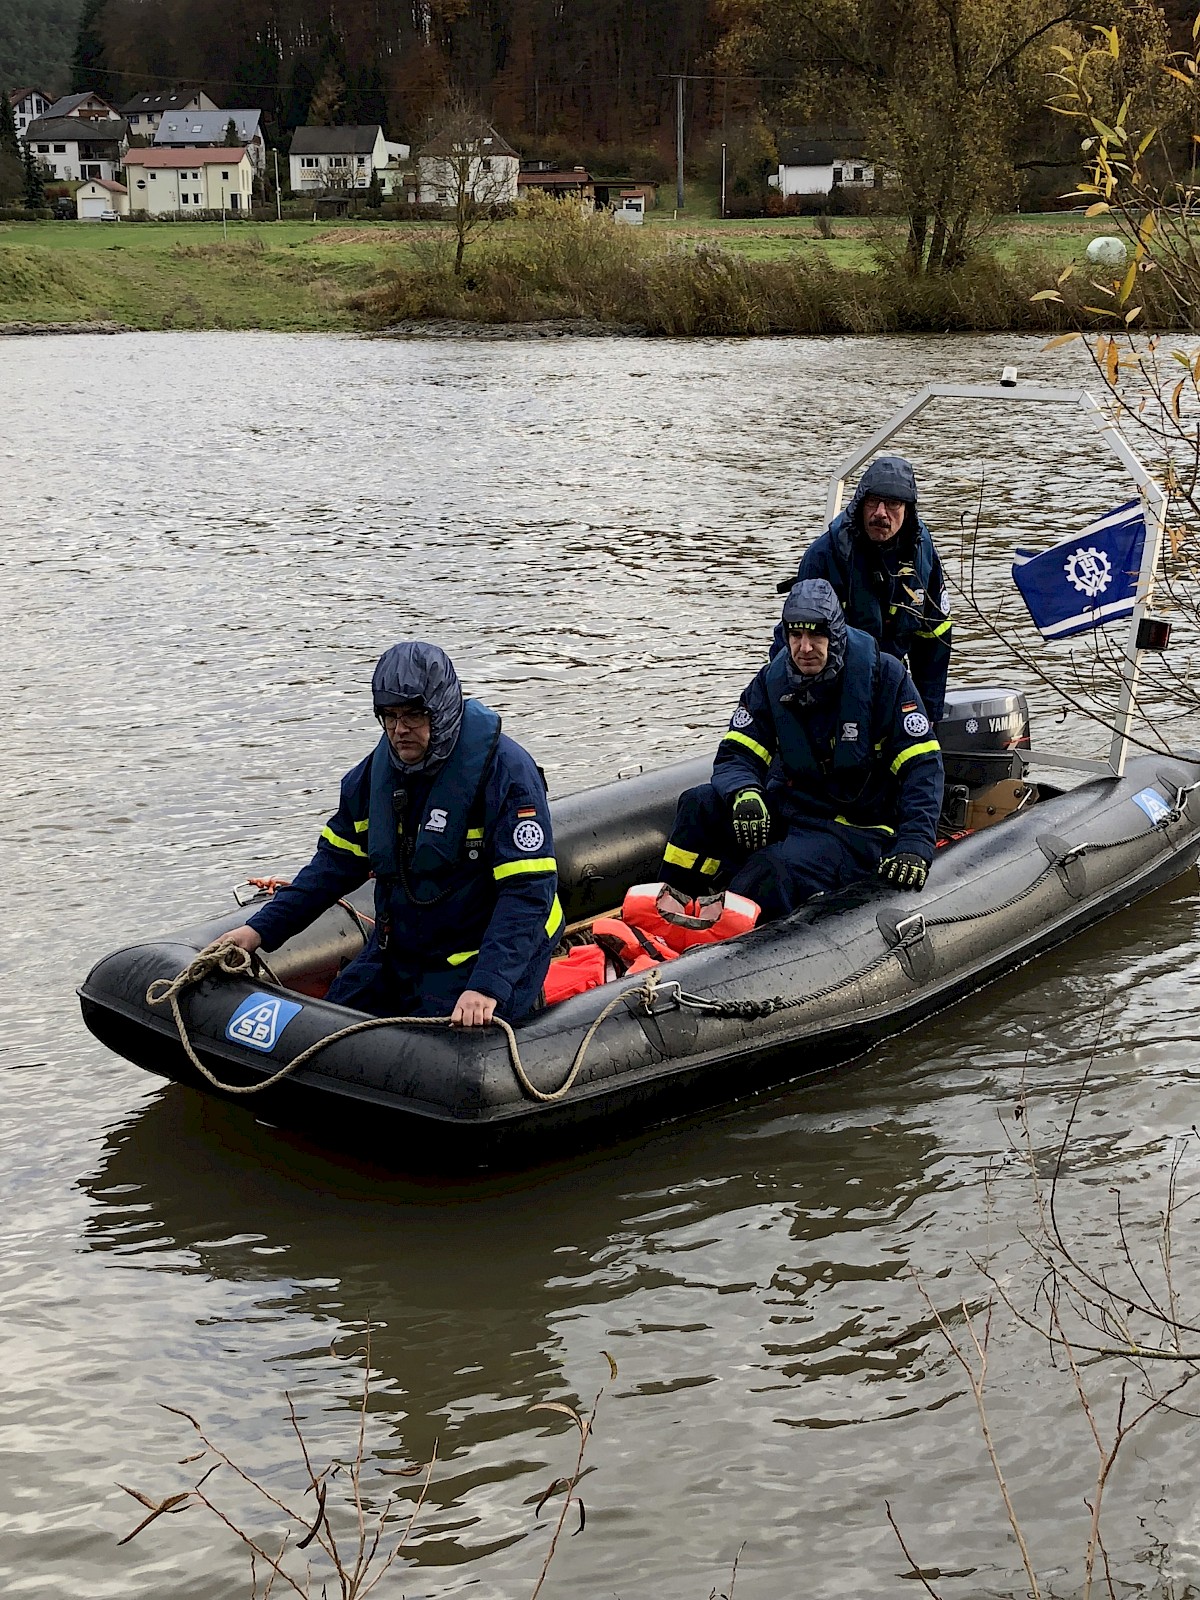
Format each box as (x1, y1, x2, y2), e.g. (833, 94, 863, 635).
(1136, 616, 1172, 651)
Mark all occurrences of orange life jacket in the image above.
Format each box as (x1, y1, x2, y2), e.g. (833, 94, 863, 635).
(542, 916, 678, 1006)
(591, 916, 676, 972)
(622, 882, 760, 954)
(543, 944, 608, 1005)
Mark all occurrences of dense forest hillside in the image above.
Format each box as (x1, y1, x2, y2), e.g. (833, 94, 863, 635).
(1, 0, 81, 93)
(67, 0, 729, 158)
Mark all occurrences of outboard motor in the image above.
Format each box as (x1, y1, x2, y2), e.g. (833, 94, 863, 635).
(938, 688, 1032, 832)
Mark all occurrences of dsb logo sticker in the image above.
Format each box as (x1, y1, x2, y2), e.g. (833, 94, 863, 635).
(225, 992, 303, 1053)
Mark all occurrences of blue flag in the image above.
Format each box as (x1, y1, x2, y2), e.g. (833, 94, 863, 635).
(1012, 499, 1147, 640)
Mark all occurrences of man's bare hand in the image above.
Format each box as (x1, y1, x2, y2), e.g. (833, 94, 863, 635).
(202, 925, 263, 956)
(450, 989, 498, 1027)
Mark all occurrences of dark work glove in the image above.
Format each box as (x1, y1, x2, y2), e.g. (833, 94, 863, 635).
(877, 852, 929, 891)
(731, 789, 770, 852)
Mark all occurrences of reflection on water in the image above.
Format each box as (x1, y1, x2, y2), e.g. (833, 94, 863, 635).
(3, 331, 1200, 1598)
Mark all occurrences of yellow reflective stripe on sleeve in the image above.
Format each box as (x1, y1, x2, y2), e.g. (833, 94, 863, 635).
(915, 616, 953, 639)
(545, 896, 564, 942)
(466, 827, 485, 841)
(891, 738, 941, 776)
(447, 948, 480, 967)
(720, 729, 772, 764)
(493, 855, 557, 880)
(700, 857, 721, 876)
(834, 814, 895, 835)
(353, 818, 369, 834)
(320, 824, 367, 858)
(663, 843, 699, 870)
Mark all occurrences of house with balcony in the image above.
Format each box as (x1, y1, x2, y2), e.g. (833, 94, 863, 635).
(155, 109, 266, 172)
(44, 91, 122, 122)
(121, 89, 219, 137)
(24, 115, 128, 181)
(288, 125, 408, 192)
(124, 147, 254, 215)
(9, 88, 52, 139)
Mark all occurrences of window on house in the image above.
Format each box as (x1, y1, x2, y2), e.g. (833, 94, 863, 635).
(221, 170, 228, 179)
(853, 166, 864, 181)
(53, 143, 66, 152)
(329, 156, 348, 167)
(37, 143, 48, 152)
(180, 192, 189, 204)
(81, 163, 100, 179)
(831, 166, 843, 185)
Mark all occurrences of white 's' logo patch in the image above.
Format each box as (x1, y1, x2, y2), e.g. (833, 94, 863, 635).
(225, 992, 303, 1053)
(513, 820, 545, 852)
(731, 706, 753, 729)
(425, 808, 448, 833)
(903, 711, 930, 738)
(841, 721, 859, 742)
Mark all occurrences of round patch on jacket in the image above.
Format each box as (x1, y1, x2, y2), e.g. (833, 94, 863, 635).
(731, 705, 753, 729)
(903, 711, 931, 738)
(513, 819, 545, 852)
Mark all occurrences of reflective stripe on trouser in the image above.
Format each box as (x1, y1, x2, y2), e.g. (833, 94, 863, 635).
(660, 784, 887, 921)
(660, 782, 757, 894)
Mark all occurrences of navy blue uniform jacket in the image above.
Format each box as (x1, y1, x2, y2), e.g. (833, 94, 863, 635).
(716, 630, 943, 862)
(247, 719, 562, 1011)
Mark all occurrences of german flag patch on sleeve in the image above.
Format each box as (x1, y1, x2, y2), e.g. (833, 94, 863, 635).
(516, 805, 538, 819)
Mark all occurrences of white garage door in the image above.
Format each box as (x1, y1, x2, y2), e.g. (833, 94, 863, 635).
(79, 195, 108, 218)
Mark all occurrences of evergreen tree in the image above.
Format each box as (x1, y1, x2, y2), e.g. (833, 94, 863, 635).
(367, 168, 383, 208)
(22, 140, 44, 207)
(224, 116, 239, 149)
(70, 0, 113, 97)
(0, 90, 20, 158)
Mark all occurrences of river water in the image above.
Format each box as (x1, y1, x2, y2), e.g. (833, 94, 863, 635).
(4, 330, 1200, 1600)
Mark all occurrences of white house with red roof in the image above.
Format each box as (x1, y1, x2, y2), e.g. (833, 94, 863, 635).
(123, 147, 254, 214)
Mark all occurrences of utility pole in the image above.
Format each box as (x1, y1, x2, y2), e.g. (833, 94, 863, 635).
(721, 142, 727, 219)
(273, 147, 281, 221)
(675, 74, 685, 212)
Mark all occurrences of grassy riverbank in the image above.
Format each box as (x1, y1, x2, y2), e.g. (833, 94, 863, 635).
(0, 211, 1128, 334)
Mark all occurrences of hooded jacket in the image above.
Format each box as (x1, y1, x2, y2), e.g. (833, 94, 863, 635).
(718, 579, 943, 861)
(773, 456, 952, 722)
(247, 645, 562, 1016)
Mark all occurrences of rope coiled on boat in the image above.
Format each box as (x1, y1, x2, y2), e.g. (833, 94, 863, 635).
(145, 943, 649, 1105)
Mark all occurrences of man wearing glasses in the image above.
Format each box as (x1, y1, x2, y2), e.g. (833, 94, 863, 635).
(219, 641, 562, 1026)
(774, 455, 952, 724)
(661, 580, 943, 920)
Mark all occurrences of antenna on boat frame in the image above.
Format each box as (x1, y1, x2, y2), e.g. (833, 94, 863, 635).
(824, 375, 1168, 782)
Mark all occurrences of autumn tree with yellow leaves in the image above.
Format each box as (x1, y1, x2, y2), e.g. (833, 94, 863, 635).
(717, 0, 1118, 271)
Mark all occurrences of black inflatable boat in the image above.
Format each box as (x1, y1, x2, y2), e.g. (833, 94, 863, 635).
(77, 380, 1200, 1165)
(78, 690, 1200, 1163)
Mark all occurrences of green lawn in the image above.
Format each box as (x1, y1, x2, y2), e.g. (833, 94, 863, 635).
(0, 212, 1102, 330)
